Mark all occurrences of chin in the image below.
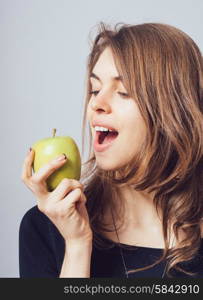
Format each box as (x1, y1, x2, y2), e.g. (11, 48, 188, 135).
(95, 157, 125, 171)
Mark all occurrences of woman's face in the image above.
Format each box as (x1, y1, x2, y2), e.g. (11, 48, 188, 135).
(87, 47, 147, 171)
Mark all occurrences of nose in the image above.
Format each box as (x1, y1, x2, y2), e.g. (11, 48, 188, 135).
(90, 91, 112, 113)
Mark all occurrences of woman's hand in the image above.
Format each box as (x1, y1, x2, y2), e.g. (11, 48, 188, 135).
(21, 148, 93, 245)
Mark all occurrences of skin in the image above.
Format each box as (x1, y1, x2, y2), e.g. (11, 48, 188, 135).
(21, 151, 93, 277)
(87, 47, 147, 171)
(87, 47, 178, 248)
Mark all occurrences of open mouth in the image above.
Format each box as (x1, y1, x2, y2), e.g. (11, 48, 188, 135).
(97, 131, 119, 144)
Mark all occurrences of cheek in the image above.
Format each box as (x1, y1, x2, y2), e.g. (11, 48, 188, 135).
(119, 103, 146, 134)
(129, 119, 147, 144)
(120, 113, 147, 153)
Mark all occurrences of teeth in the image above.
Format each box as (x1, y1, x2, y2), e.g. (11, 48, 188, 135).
(94, 126, 113, 132)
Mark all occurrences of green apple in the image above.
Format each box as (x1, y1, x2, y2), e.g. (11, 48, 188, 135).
(32, 129, 81, 191)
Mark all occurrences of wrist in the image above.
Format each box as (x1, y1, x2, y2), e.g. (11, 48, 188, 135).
(60, 239, 92, 278)
(65, 238, 93, 251)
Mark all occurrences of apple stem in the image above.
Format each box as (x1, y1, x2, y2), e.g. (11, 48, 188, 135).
(52, 128, 56, 138)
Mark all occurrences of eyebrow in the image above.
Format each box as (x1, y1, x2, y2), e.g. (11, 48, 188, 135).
(90, 72, 123, 82)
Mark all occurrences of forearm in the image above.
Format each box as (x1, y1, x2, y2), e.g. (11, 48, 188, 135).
(59, 241, 92, 278)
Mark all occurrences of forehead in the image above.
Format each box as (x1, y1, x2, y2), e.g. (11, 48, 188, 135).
(90, 47, 123, 83)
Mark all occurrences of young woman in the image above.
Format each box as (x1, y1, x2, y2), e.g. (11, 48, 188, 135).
(19, 22, 203, 278)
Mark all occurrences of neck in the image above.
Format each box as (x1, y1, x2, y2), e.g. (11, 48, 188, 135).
(118, 185, 162, 227)
(101, 184, 179, 248)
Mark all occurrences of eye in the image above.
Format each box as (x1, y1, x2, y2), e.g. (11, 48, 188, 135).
(118, 92, 130, 98)
(89, 90, 129, 98)
(89, 90, 100, 96)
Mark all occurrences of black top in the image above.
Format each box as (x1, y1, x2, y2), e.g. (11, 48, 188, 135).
(19, 205, 203, 278)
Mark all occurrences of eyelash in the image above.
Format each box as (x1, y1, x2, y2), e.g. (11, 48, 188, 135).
(89, 90, 129, 98)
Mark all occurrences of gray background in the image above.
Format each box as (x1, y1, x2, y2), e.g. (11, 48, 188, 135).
(0, 0, 202, 277)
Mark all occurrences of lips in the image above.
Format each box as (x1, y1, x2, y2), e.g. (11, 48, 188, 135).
(92, 120, 119, 133)
(98, 131, 119, 144)
(94, 130, 119, 144)
(93, 130, 119, 152)
(91, 120, 119, 153)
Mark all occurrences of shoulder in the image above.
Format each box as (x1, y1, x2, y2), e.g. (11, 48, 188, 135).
(20, 205, 50, 229)
(19, 205, 54, 240)
(19, 205, 65, 255)
(19, 205, 65, 244)
(19, 206, 64, 278)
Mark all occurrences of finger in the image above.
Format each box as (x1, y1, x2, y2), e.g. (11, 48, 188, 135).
(21, 148, 35, 182)
(75, 193, 87, 211)
(59, 188, 83, 212)
(51, 178, 84, 201)
(76, 195, 89, 220)
(31, 154, 68, 184)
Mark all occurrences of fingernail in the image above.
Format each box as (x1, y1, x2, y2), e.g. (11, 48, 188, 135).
(57, 153, 67, 161)
(62, 153, 67, 159)
(27, 147, 32, 155)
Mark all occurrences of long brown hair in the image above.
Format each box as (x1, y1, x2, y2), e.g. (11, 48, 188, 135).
(80, 22, 203, 277)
